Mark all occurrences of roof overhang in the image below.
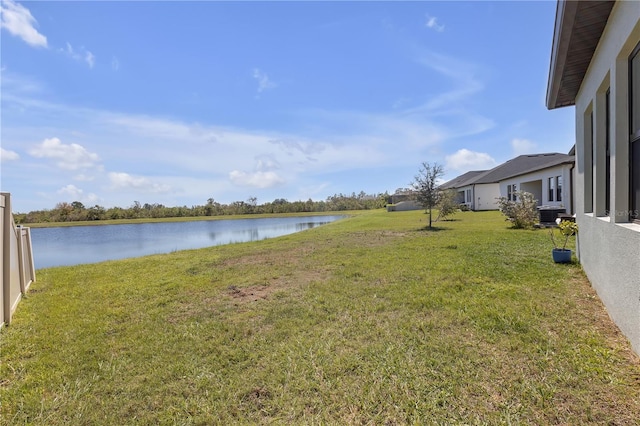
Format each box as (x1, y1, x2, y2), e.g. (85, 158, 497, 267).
(546, 0, 615, 110)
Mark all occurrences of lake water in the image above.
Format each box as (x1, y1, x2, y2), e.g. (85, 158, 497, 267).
(30, 215, 344, 269)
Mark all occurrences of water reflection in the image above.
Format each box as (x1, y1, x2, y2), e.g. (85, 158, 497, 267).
(31, 216, 343, 269)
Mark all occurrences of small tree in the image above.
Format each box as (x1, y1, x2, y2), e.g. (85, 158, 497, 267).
(411, 162, 444, 229)
(436, 189, 458, 222)
(497, 190, 539, 229)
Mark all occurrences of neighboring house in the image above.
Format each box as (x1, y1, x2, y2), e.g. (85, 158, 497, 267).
(439, 170, 500, 211)
(547, 0, 640, 354)
(441, 153, 575, 212)
(484, 153, 575, 214)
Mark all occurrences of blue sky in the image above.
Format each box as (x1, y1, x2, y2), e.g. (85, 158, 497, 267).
(1, 0, 574, 213)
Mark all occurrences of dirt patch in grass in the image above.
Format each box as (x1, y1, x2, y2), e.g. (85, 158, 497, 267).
(227, 284, 271, 302)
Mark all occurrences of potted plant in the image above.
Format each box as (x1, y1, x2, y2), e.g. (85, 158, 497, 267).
(550, 218, 578, 263)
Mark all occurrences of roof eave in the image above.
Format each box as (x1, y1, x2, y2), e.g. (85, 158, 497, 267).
(546, 0, 578, 110)
(546, 0, 615, 110)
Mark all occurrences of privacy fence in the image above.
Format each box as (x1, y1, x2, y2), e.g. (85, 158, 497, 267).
(1, 192, 36, 328)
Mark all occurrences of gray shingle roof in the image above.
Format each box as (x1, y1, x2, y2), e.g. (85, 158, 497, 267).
(440, 170, 488, 189)
(475, 153, 574, 183)
(441, 153, 575, 189)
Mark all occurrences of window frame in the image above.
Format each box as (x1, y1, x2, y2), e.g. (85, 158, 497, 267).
(605, 89, 611, 215)
(630, 42, 640, 222)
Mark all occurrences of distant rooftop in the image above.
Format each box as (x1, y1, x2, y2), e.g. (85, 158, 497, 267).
(440, 170, 488, 190)
(475, 153, 574, 183)
(442, 153, 575, 189)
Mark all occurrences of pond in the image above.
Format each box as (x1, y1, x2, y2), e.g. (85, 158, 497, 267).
(30, 215, 344, 269)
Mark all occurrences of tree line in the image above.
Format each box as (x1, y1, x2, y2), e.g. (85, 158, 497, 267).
(14, 192, 391, 224)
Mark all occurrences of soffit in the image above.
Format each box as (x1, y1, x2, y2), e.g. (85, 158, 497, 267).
(546, 0, 615, 109)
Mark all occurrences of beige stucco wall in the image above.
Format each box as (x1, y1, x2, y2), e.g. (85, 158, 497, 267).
(500, 164, 574, 212)
(473, 183, 500, 211)
(573, 1, 640, 354)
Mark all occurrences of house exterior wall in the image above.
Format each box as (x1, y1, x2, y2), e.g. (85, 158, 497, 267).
(473, 183, 500, 211)
(499, 164, 574, 212)
(573, 1, 640, 354)
(456, 185, 474, 209)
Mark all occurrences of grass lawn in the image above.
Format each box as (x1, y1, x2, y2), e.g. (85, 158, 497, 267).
(1, 210, 639, 424)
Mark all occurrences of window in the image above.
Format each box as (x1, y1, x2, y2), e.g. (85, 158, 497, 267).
(507, 184, 517, 201)
(465, 189, 472, 204)
(631, 43, 640, 222)
(557, 176, 562, 202)
(585, 110, 594, 213)
(548, 176, 562, 202)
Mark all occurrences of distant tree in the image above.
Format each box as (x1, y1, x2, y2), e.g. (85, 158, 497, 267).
(71, 201, 85, 210)
(411, 162, 445, 230)
(54, 202, 74, 221)
(86, 205, 106, 221)
(204, 198, 219, 216)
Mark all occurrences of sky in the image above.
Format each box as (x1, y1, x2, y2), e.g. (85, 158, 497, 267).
(0, 0, 576, 213)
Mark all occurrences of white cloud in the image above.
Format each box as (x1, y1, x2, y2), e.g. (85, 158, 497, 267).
(425, 15, 445, 32)
(74, 173, 95, 182)
(510, 138, 537, 156)
(445, 148, 497, 172)
(253, 68, 276, 94)
(414, 50, 484, 112)
(60, 42, 95, 68)
(56, 184, 98, 204)
(28, 137, 100, 170)
(85, 51, 95, 68)
(0, 0, 47, 48)
(111, 56, 120, 71)
(108, 172, 171, 193)
(229, 170, 285, 189)
(57, 184, 83, 198)
(0, 147, 19, 161)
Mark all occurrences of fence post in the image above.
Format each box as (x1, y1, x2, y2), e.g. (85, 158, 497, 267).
(2, 193, 11, 326)
(1, 193, 5, 328)
(25, 227, 36, 287)
(17, 226, 26, 294)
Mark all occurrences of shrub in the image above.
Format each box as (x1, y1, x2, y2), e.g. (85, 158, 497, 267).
(436, 189, 459, 221)
(497, 191, 538, 229)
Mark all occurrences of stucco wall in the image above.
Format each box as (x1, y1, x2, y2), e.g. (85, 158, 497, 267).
(573, 1, 640, 354)
(474, 183, 500, 211)
(577, 216, 640, 354)
(500, 164, 573, 212)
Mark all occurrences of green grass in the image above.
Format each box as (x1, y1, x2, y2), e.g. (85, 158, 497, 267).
(2, 210, 639, 424)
